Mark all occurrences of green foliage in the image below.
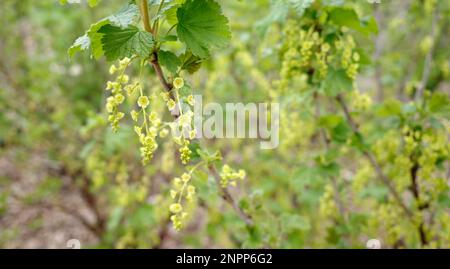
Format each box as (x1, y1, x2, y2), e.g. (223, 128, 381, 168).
(320, 68, 352, 96)
(1, 0, 449, 249)
(176, 0, 231, 58)
(68, 3, 140, 59)
(158, 50, 181, 74)
(328, 7, 378, 35)
(99, 25, 154, 61)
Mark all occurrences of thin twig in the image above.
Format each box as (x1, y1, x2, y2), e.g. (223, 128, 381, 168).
(314, 93, 347, 220)
(415, 8, 439, 101)
(409, 160, 429, 246)
(138, 2, 254, 227)
(208, 164, 254, 226)
(336, 94, 413, 218)
(373, 4, 384, 102)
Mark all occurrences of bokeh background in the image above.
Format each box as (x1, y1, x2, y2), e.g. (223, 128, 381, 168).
(0, 0, 449, 248)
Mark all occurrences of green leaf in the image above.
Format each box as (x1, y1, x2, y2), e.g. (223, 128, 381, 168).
(331, 121, 351, 143)
(87, 0, 100, 7)
(329, 7, 378, 36)
(68, 34, 90, 59)
(99, 25, 154, 61)
(282, 213, 311, 231)
(428, 92, 450, 119)
(321, 68, 352, 96)
(68, 19, 109, 59)
(107, 3, 140, 28)
(256, 0, 314, 35)
(376, 99, 402, 117)
(289, 0, 315, 16)
(176, 0, 231, 58)
(180, 51, 203, 74)
(158, 50, 181, 74)
(160, 35, 178, 42)
(318, 114, 342, 128)
(188, 142, 202, 161)
(88, 20, 110, 59)
(68, 3, 140, 59)
(255, 0, 289, 35)
(165, 4, 179, 25)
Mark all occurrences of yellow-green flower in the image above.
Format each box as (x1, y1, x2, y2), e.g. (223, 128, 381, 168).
(189, 130, 197, 140)
(173, 77, 184, 89)
(186, 95, 195, 106)
(130, 110, 139, 121)
(119, 57, 131, 68)
(114, 93, 125, 104)
(106, 81, 114, 90)
(138, 96, 150, 108)
(167, 99, 176, 110)
(170, 190, 177, 199)
(169, 203, 183, 214)
(321, 43, 330, 52)
(187, 185, 195, 195)
(181, 173, 191, 182)
(109, 65, 117, 74)
(118, 74, 129, 84)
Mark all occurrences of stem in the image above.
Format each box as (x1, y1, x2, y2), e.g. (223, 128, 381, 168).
(137, 0, 254, 228)
(166, 23, 178, 35)
(335, 94, 413, 218)
(138, 60, 150, 134)
(373, 4, 384, 102)
(152, 0, 165, 35)
(150, 52, 177, 104)
(415, 8, 439, 101)
(208, 164, 254, 226)
(139, 0, 153, 34)
(410, 160, 428, 246)
(314, 93, 347, 221)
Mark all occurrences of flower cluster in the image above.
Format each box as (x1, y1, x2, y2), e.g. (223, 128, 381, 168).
(278, 24, 323, 90)
(219, 164, 246, 188)
(105, 57, 134, 132)
(319, 184, 338, 218)
(350, 90, 373, 111)
(336, 35, 360, 80)
(316, 43, 330, 78)
(179, 140, 192, 165)
(278, 22, 362, 92)
(169, 172, 196, 231)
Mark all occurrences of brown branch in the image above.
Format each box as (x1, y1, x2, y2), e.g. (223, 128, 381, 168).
(409, 161, 428, 246)
(150, 52, 177, 104)
(138, 4, 254, 228)
(373, 4, 384, 102)
(415, 8, 439, 101)
(208, 164, 254, 226)
(314, 93, 347, 220)
(336, 94, 413, 218)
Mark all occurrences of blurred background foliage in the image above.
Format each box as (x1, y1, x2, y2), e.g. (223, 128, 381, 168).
(0, 0, 449, 248)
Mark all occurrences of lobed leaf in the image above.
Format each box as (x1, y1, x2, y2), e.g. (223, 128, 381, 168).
(98, 25, 154, 61)
(176, 0, 231, 58)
